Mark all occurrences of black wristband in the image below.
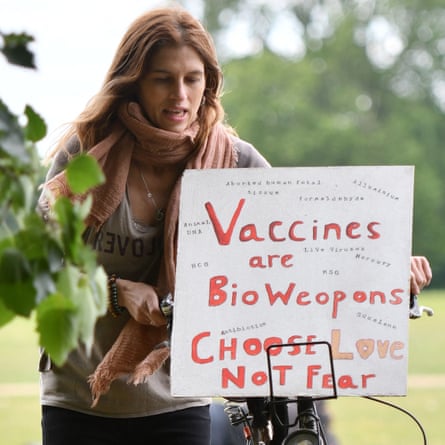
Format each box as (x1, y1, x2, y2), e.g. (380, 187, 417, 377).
(108, 274, 125, 318)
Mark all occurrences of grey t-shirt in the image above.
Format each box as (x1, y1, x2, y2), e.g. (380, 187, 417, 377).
(40, 137, 269, 417)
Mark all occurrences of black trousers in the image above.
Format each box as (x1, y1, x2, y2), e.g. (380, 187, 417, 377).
(42, 405, 211, 445)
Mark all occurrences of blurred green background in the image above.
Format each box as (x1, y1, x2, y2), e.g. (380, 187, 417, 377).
(215, 0, 445, 287)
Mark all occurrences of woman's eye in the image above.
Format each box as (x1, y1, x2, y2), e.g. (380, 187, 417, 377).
(186, 77, 203, 85)
(150, 75, 202, 85)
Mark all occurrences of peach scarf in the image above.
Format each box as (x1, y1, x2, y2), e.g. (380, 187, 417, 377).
(45, 102, 237, 406)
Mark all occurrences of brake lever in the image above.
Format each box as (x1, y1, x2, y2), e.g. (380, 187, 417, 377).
(409, 294, 434, 319)
(158, 293, 174, 347)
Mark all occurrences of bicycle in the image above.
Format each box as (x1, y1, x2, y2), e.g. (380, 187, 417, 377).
(221, 294, 434, 445)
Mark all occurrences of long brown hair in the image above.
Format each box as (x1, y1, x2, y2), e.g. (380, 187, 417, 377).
(50, 7, 227, 158)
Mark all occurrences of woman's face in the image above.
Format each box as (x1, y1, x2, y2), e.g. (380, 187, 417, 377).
(138, 44, 206, 133)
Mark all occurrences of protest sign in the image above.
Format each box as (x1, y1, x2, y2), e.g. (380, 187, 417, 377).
(171, 166, 414, 398)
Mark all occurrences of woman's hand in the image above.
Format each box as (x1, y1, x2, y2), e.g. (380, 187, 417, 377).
(116, 278, 167, 326)
(410, 256, 432, 295)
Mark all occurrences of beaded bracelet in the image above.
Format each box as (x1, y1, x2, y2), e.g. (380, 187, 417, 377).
(108, 274, 125, 318)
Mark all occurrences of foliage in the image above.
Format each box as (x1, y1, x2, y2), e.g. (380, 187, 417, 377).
(202, 0, 445, 112)
(218, 1, 445, 287)
(0, 31, 35, 68)
(0, 32, 107, 365)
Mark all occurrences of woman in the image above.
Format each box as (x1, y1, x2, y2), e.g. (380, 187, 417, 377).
(39, 6, 433, 445)
(39, 7, 269, 445)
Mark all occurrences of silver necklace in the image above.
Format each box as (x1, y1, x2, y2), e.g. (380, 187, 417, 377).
(139, 167, 165, 222)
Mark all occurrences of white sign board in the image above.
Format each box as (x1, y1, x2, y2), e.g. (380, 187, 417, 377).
(171, 166, 414, 398)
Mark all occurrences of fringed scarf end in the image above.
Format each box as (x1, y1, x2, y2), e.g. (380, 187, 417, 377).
(130, 345, 170, 385)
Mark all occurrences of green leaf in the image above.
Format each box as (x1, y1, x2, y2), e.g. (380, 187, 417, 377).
(52, 196, 74, 228)
(90, 266, 108, 314)
(16, 174, 36, 213)
(0, 247, 32, 281)
(75, 266, 107, 352)
(53, 263, 106, 355)
(36, 292, 77, 366)
(33, 270, 56, 304)
(24, 105, 47, 142)
(70, 273, 98, 353)
(0, 298, 15, 327)
(16, 213, 63, 263)
(0, 99, 29, 164)
(2, 177, 27, 215)
(0, 207, 18, 239)
(0, 32, 36, 68)
(66, 154, 105, 194)
(0, 248, 36, 316)
(0, 280, 35, 316)
(53, 197, 86, 263)
(74, 194, 93, 222)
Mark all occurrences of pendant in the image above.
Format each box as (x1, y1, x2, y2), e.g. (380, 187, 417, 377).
(156, 209, 165, 222)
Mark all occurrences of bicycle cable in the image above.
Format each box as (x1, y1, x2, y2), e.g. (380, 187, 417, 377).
(363, 396, 427, 445)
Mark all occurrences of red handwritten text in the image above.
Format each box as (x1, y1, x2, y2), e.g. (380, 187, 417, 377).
(204, 199, 381, 245)
(208, 275, 404, 319)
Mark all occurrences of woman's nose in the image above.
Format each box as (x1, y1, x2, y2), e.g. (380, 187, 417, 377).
(170, 80, 187, 99)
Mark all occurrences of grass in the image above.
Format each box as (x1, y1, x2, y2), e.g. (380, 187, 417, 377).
(0, 316, 40, 445)
(0, 291, 443, 445)
(327, 387, 445, 445)
(0, 396, 40, 445)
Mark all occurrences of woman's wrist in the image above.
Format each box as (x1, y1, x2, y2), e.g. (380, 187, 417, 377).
(108, 274, 125, 317)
